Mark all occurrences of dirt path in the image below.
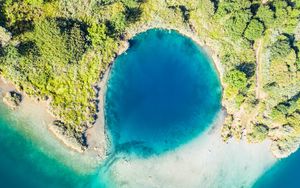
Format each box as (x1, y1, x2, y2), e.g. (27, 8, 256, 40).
(231, 39, 265, 134)
(255, 39, 264, 100)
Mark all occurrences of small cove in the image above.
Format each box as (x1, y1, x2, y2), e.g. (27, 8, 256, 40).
(104, 29, 222, 156)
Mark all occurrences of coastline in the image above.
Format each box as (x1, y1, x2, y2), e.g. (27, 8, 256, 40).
(122, 23, 224, 80)
(0, 22, 284, 161)
(0, 77, 81, 152)
(0, 76, 108, 162)
(0, 23, 282, 163)
(0, 24, 283, 187)
(84, 67, 111, 161)
(0, 76, 108, 172)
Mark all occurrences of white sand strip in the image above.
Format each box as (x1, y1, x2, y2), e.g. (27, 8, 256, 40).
(102, 111, 277, 188)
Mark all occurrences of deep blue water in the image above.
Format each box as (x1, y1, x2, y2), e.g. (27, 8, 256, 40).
(105, 29, 222, 156)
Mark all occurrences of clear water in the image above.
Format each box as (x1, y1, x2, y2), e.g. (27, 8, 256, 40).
(254, 149, 300, 188)
(0, 103, 100, 188)
(105, 29, 222, 156)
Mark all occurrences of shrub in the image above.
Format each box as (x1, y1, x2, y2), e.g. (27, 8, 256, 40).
(248, 124, 269, 142)
(224, 69, 248, 89)
(244, 19, 264, 41)
(270, 39, 292, 60)
(255, 5, 274, 29)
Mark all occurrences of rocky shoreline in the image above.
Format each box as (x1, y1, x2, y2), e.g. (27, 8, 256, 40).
(0, 76, 108, 161)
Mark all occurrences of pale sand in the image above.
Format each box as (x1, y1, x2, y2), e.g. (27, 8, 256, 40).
(0, 73, 111, 162)
(85, 68, 111, 161)
(0, 77, 104, 172)
(102, 111, 277, 187)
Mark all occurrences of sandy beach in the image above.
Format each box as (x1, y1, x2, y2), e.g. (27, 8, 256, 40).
(102, 110, 277, 187)
(0, 77, 107, 171)
(84, 68, 111, 161)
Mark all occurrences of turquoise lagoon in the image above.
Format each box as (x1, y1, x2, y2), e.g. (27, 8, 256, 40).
(0, 29, 295, 187)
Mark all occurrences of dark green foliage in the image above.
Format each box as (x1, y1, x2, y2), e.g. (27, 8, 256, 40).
(107, 12, 127, 36)
(87, 22, 117, 68)
(272, 0, 300, 32)
(98, 0, 117, 5)
(1, 1, 43, 35)
(214, 0, 252, 40)
(270, 39, 292, 60)
(225, 10, 251, 38)
(255, 5, 274, 29)
(88, 23, 109, 48)
(244, 19, 264, 41)
(236, 62, 256, 78)
(17, 41, 40, 57)
(125, 7, 142, 23)
(271, 93, 300, 125)
(66, 24, 88, 64)
(0, 44, 19, 64)
(215, 0, 252, 17)
(55, 18, 90, 61)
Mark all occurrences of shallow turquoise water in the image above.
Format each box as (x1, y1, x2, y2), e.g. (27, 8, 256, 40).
(105, 29, 222, 156)
(0, 103, 100, 188)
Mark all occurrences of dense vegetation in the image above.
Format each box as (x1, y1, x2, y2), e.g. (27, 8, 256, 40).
(0, 0, 299, 156)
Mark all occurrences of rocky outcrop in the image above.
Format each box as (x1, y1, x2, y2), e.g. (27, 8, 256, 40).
(271, 137, 300, 158)
(48, 120, 87, 153)
(3, 91, 23, 109)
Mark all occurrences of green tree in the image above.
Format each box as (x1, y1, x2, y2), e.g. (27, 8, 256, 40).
(270, 39, 292, 60)
(255, 5, 274, 29)
(248, 124, 269, 142)
(87, 23, 110, 48)
(244, 19, 264, 41)
(66, 24, 87, 64)
(3, 1, 43, 34)
(108, 12, 127, 36)
(225, 10, 252, 38)
(272, 0, 300, 33)
(225, 69, 247, 89)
